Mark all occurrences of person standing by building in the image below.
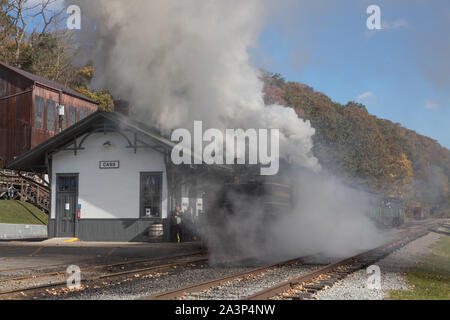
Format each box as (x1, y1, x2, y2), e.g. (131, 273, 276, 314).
(171, 206, 183, 243)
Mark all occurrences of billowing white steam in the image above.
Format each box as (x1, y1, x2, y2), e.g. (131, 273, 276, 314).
(201, 170, 388, 262)
(72, 0, 386, 259)
(73, 0, 319, 171)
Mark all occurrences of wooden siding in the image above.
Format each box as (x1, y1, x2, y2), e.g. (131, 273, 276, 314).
(31, 85, 98, 148)
(0, 65, 98, 166)
(0, 66, 34, 166)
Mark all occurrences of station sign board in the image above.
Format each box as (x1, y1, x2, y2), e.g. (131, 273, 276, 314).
(99, 161, 120, 169)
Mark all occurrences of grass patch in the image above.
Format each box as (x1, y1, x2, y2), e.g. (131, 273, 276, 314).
(390, 234, 450, 300)
(0, 200, 48, 225)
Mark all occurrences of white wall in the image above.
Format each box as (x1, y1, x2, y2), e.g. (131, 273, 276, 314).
(50, 132, 168, 220)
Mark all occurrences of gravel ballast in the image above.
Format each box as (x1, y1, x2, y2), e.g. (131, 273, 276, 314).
(42, 263, 263, 300)
(314, 232, 442, 300)
(182, 263, 314, 300)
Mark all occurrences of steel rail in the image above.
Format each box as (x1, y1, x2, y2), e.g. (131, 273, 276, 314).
(0, 250, 206, 274)
(247, 229, 431, 300)
(141, 256, 311, 300)
(142, 222, 441, 301)
(0, 253, 209, 298)
(0, 253, 252, 299)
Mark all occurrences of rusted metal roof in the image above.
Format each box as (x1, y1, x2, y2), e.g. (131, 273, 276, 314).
(0, 61, 98, 104)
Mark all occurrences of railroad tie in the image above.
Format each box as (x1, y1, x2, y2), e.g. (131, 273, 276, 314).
(317, 280, 335, 286)
(303, 284, 324, 290)
(283, 295, 309, 300)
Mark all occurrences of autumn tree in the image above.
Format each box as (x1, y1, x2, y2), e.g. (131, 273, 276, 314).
(262, 71, 449, 215)
(0, 1, 114, 110)
(66, 64, 112, 111)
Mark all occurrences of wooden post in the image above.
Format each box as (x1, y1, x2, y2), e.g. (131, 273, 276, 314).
(21, 179, 24, 201)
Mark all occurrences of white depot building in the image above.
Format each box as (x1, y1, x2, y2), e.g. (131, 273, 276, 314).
(8, 111, 230, 241)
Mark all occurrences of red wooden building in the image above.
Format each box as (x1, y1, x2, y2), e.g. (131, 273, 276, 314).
(0, 62, 98, 167)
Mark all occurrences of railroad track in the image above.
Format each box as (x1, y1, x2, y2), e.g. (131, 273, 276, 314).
(0, 252, 209, 299)
(431, 221, 450, 236)
(141, 221, 442, 301)
(247, 227, 437, 300)
(0, 251, 206, 280)
(141, 256, 320, 300)
(1, 220, 444, 300)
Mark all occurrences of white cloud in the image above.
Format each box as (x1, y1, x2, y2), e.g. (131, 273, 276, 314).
(382, 18, 409, 30)
(356, 91, 375, 102)
(392, 19, 409, 29)
(425, 99, 441, 110)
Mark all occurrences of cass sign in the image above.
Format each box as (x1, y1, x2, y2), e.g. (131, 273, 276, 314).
(99, 161, 120, 169)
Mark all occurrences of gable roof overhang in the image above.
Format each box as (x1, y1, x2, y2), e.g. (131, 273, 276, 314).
(6, 111, 232, 175)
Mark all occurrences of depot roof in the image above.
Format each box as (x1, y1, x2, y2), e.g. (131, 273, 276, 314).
(7, 111, 231, 174)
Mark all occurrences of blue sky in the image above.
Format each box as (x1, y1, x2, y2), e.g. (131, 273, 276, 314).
(254, 0, 450, 149)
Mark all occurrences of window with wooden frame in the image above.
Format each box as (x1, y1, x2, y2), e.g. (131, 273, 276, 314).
(79, 109, 86, 121)
(46, 99, 56, 131)
(69, 106, 76, 127)
(140, 172, 163, 218)
(35, 96, 44, 129)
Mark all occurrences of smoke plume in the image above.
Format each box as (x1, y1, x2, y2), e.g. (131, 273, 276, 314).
(72, 0, 319, 170)
(72, 0, 386, 259)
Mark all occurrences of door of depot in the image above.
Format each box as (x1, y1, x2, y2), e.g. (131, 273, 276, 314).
(56, 174, 78, 237)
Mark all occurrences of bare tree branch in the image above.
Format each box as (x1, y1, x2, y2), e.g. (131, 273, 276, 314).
(2, 0, 64, 67)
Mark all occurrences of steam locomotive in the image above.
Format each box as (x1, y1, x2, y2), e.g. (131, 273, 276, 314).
(219, 174, 293, 216)
(215, 162, 294, 219)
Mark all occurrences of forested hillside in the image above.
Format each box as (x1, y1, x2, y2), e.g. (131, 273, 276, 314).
(263, 72, 450, 216)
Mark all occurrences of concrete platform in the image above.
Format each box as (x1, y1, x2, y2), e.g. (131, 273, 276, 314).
(0, 239, 205, 272)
